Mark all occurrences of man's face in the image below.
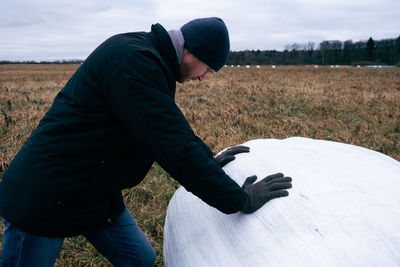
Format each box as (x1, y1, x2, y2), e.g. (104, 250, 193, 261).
(178, 49, 214, 83)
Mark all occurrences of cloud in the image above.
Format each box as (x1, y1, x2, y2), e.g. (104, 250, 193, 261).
(0, 0, 399, 60)
(0, 0, 159, 60)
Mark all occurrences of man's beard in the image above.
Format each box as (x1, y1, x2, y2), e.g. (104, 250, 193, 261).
(177, 62, 190, 83)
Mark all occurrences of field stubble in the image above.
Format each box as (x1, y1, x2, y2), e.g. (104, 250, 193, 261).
(0, 64, 399, 266)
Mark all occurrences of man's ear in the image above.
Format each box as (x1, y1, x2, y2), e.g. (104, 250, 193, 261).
(181, 48, 192, 63)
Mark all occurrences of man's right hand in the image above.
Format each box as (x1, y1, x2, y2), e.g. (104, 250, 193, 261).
(240, 173, 292, 213)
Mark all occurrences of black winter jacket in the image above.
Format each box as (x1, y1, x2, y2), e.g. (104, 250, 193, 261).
(0, 24, 247, 237)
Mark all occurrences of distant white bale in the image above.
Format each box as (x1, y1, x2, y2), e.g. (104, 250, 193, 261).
(335, 65, 339, 68)
(357, 65, 361, 68)
(164, 137, 400, 267)
(330, 65, 334, 68)
(224, 65, 227, 68)
(246, 65, 250, 69)
(256, 65, 260, 68)
(237, 65, 240, 68)
(314, 65, 319, 68)
(272, 65, 276, 69)
(231, 65, 234, 67)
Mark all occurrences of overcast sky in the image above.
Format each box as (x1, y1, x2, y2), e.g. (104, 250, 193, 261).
(1, 0, 399, 61)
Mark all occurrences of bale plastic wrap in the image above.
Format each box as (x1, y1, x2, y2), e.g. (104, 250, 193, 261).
(164, 137, 400, 266)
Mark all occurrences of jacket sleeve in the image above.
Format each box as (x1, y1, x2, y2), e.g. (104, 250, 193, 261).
(191, 131, 214, 159)
(103, 52, 247, 214)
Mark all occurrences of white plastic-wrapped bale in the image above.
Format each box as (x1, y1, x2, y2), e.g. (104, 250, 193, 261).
(164, 137, 400, 266)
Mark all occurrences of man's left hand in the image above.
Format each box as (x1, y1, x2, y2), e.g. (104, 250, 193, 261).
(214, 145, 250, 168)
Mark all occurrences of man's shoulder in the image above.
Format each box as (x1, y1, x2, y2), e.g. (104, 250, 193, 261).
(103, 31, 154, 53)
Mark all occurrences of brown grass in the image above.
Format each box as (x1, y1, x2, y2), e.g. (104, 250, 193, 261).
(1, 64, 399, 266)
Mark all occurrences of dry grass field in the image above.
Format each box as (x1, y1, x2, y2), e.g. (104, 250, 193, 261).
(0, 64, 399, 266)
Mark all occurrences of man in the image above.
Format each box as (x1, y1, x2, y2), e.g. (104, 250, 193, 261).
(0, 17, 292, 266)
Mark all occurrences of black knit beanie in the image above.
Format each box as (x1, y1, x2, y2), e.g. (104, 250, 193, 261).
(180, 17, 230, 72)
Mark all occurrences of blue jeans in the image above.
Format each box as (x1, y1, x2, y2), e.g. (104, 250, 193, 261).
(0, 208, 155, 267)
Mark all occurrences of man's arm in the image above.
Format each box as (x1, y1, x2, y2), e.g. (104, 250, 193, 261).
(104, 51, 291, 214)
(104, 53, 247, 213)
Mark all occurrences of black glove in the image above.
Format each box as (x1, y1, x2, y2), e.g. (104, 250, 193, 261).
(214, 145, 250, 167)
(240, 173, 292, 213)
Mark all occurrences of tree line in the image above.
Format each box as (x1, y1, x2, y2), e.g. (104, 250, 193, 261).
(227, 36, 400, 66)
(0, 59, 84, 65)
(1, 36, 399, 66)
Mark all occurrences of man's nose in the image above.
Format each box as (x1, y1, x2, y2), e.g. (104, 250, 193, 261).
(198, 72, 207, 81)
